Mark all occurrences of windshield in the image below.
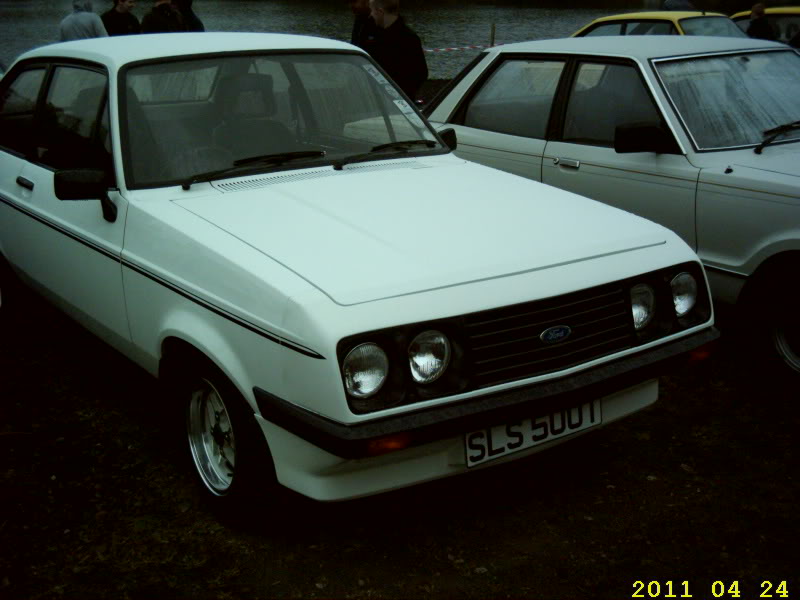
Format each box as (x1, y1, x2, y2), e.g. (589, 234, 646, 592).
(121, 53, 441, 188)
(656, 50, 800, 150)
(679, 16, 748, 37)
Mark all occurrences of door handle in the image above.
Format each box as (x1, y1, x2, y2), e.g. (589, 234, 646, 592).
(16, 176, 34, 191)
(553, 157, 580, 169)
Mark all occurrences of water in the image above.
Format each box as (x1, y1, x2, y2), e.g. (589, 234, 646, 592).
(0, 0, 653, 79)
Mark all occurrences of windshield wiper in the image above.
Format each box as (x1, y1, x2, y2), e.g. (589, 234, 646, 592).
(233, 150, 326, 167)
(332, 139, 436, 171)
(754, 120, 800, 154)
(181, 150, 326, 190)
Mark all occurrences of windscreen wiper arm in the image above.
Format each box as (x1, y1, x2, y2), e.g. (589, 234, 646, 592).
(332, 139, 436, 170)
(182, 150, 326, 190)
(754, 120, 800, 154)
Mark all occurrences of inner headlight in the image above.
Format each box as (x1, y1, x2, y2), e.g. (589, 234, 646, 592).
(409, 330, 451, 384)
(671, 272, 698, 317)
(630, 284, 656, 330)
(343, 343, 389, 398)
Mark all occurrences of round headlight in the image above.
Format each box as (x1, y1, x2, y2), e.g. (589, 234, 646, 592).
(631, 284, 656, 330)
(343, 343, 389, 398)
(409, 330, 451, 384)
(671, 272, 698, 317)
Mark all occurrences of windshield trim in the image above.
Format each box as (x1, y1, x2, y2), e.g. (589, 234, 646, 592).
(651, 48, 799, 153)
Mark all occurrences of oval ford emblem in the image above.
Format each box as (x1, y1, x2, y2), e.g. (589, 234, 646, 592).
(540, 325, 572, 344)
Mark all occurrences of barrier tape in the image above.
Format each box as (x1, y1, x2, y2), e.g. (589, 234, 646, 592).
(423, 43, 502, 53)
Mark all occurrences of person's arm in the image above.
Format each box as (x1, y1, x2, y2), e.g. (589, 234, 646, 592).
(93, 14, 109, 37)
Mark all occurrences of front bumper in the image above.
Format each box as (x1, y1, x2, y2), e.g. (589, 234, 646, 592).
(254, 327, 718, 460)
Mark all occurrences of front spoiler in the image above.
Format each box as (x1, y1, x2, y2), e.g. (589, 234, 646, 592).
(254, 327, 719, 459)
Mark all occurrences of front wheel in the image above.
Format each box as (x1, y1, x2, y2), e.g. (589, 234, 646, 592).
(181, 361, 277, 507)
(771, 319, 800, 375)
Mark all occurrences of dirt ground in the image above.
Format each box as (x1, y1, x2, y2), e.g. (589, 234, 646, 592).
(2, 281, 798, 600)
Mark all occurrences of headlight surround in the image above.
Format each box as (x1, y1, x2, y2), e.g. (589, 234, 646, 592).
(409, 330, 451, 384)
(631, 283, 656, 330)
(343, 343, 389, 398)
(671, 272, 698, 317)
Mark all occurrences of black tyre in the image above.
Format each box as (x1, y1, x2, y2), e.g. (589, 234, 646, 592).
(180, 358, 278, 509)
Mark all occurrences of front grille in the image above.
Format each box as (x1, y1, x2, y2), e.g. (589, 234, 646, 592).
(464, 282, 635, 388)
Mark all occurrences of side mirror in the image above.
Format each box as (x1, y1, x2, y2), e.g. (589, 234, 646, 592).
(54, 169, 117, 223)
(439, 127, 458, 151)
(614, 122, 681, 155)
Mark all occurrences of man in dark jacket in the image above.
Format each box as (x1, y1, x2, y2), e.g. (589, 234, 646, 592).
(746, 3, 777, 40)
(350, 0, 377, 50)
(367, 0, 428, 99)
(141, 0, 184, 33)
(102, 0, 140, 36)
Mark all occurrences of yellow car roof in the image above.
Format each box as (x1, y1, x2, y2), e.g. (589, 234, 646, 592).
(583, 11, 726, 25)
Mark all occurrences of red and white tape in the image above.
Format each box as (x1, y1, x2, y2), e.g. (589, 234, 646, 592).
(423, 44, 502, 53)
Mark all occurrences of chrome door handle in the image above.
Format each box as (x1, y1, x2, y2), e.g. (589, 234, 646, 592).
(16, 176, 34, 190)
(553, 158, 580, 169)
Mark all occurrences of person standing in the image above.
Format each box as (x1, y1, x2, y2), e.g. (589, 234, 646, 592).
(661, 0, 696, 9)
(59, 0, 108, 41)
(367, 0, 428, 99)
(101, 0, 140, 36)
(349, 0, 377, 50)
(747, 3, 777, 40)
(141, 0, 185, 33)
(173, 0, 204, 32)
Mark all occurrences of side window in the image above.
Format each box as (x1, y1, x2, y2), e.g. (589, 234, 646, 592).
(562, 63, 660, 147)
(626, 21, 676, 35)
(0, 67, 47, 155)
(37, 66, 110, 171)
(460, 59, 565, 139)
(582, 23, 624, 36)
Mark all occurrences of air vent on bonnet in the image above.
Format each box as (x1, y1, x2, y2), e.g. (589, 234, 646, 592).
(213, 159, 428, 192)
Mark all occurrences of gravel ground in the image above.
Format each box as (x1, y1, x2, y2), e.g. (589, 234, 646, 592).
(2, 282, 798, 600)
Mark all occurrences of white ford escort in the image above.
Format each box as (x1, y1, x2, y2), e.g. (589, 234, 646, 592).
(0, 33, 716, 507)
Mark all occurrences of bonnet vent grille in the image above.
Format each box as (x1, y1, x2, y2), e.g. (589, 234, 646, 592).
(213, 159, 426, 192)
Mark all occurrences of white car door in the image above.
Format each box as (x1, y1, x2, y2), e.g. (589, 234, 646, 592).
(542, 61, 700, 249)
(0, 62, 130, 345)
(431, 57, 566, 182)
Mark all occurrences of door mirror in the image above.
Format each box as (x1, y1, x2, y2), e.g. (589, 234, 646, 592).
(615, 122, 681, 155)
(439, 127, 458, 151)
(54, 169, 117, 223)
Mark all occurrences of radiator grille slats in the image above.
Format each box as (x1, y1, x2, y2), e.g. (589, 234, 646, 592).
(464, 284, 635, 387)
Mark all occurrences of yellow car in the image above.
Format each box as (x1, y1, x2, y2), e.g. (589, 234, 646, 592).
(573, 11, 747, 38)
(731, 6, 800, 43)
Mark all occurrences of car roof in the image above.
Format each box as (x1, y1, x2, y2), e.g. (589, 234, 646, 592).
(487, 35, 786, 61)
(587, 11, 727, 24)
(15, 32, 359, 71)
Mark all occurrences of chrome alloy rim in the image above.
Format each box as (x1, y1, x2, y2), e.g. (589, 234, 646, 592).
(187, 378, 236, 495)
(774, 324, 800, 373)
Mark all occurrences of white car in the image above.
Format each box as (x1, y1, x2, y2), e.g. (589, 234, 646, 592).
(0, 33, 716, 507)
(425, 36, 800, 375)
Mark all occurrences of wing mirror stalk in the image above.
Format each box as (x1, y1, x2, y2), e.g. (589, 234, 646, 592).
(439, 127, 458, 151)
(54, 169, 117, 223)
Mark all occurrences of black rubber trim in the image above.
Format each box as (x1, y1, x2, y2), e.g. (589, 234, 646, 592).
(254, 327, 719, 459)
(0, 193, 324, 360)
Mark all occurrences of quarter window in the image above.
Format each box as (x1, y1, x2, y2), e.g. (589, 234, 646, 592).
(461, 59, 565, 139)
(563, 63, 660, 147)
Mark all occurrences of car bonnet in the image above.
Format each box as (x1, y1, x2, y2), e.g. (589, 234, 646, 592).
(172, 160, 671, 306)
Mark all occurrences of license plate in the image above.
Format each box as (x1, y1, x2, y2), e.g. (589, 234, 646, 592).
(465, 400, 602, 468)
